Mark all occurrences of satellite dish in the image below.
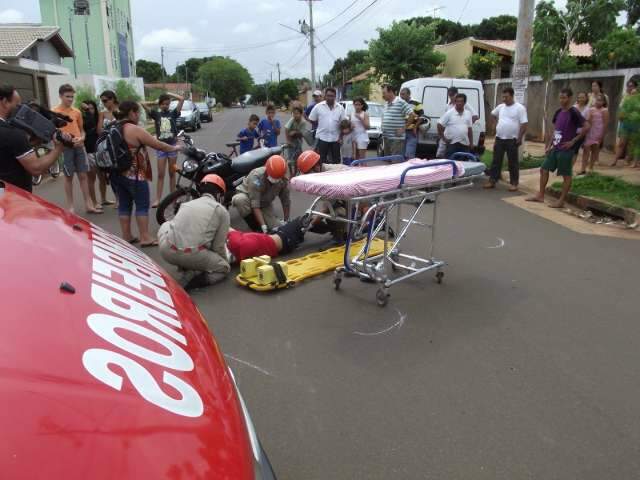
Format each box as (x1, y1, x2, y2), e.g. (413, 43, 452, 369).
(73, 0, 90, 15)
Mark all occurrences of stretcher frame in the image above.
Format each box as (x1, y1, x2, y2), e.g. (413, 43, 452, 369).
(302, 153, 485, 306)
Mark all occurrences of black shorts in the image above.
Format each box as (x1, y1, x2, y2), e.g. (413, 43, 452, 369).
(274, 217, 306, 253)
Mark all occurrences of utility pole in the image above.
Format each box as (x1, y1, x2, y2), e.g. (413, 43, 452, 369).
(68, 10, 78, 78)
(513, 0, 535, 106)
(161, 46, 166, 87)
(276, 62, 281, 84)
(299, 0, 319, 89)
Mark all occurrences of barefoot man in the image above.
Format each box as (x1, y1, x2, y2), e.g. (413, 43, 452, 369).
(527, 88, 589, 208)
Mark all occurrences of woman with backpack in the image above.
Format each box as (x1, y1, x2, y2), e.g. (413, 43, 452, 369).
(111, 101, 182, 247)
(81, 99, 113, 208)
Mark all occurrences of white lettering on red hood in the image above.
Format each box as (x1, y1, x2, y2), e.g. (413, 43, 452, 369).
(81, 226, 204, 418)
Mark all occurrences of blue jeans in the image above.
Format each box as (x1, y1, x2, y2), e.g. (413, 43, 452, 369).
(404, 130, 418, 159)
(111, 175, 150, 217)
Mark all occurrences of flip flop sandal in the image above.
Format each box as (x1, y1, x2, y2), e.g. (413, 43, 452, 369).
(86, 209, 104, 214)
(140, 241, 159, 248)
(102, 200, 116, 206)
(127, 237, 140, 244)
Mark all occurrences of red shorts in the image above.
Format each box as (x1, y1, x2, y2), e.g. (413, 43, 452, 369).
(227, 230, 279, 262)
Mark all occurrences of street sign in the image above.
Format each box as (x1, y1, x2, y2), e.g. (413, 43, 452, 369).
(513, 64, 529, 104)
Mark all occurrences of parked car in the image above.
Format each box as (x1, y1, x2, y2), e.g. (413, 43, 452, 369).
(196, 102, 213, 122)
(173, 100, 201, 131)
(0, 183, 276, 480)
(400, 77, 486, 156)
(339, 100, 384, 147)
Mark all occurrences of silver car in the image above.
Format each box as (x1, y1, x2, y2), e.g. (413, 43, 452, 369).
(340, 100, 384, 147)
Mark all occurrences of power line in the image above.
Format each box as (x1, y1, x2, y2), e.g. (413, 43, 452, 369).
(457, 0, 471, 22)
(321, 0, 380, 44)
(315, 0, 361, 29)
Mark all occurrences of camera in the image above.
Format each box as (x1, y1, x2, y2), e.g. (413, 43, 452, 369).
(9, 103, 75, 148)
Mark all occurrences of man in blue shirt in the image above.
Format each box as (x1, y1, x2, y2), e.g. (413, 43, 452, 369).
(258, 104, 281, 148)
(304, 90, 323, 120)
(237, 114, 260, 154)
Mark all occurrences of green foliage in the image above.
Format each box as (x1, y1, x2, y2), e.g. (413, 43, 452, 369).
(135, 59, 165, 83)
(403, 16, 471, 43)
(113, 80, 141, 102)
(144, 87, 166, 102)
(276, 79, 299, 106)
(73, 85, 96, 107)
(198, 57, 253, 106)
(594, 27, 640, 68)
(175, 57, 216, 85)
(465, 52, 501, 80)
(472, 15, 518, 40)
(568, 0, 625, 45)
(551, 172, 640, 210)
(627, 0, 640, 27)
(368, 20, 445, 89)
(348, 80, 372, 100)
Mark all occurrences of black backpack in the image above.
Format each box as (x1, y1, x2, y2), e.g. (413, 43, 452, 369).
(95, 120, 135, 173)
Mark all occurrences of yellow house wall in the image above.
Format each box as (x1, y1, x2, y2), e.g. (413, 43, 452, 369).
(435, 39, 473, 78)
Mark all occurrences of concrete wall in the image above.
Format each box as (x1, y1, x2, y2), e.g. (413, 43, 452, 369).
(0, 64, 49, 104)
(484, 68, 640, 149)
(36, 41, 63, 66)
(435, 39, 473, 78)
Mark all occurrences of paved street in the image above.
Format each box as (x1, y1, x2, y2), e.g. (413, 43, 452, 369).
(34, 107, 640, 479)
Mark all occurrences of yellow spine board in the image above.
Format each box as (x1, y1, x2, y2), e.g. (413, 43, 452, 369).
(236, 238, 385, 292)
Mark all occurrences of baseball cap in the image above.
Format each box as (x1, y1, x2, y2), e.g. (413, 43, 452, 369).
(312, 90, 322, 96)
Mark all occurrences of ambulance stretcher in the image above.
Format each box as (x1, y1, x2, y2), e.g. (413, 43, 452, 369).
(289, 153, 486, 306)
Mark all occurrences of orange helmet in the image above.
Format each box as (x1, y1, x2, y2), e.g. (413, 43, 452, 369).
(265, 155, 287, 179)
(201, 174, 226, 194)
(297, 150, 321, 174)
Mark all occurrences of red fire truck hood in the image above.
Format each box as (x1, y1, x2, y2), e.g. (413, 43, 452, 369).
(0, 184, 254, 479)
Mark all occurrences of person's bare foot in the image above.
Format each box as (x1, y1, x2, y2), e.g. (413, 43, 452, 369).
(608, 160, 619, 167)
(483, 181, 495, 189)
(525, 195, 544, 203)
(549, 200, 564, 208)
(508, 184, 518, 192)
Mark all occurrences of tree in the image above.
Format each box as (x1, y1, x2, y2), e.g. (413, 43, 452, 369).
(472, 15, 518, 40)
(135, 59, 165, 83)
(276, 79, 299, 106)
(113, 80, 141, 102)
(594, 28, 640, 68)
(175, 56, 215, 85)
(348, 80, 371, 100)
(368, 20, 445, 89)
(73, 85, 96, 107)
(626, 0, 640, 27)
(465, 52, 501, 80)
(568, 0, 625, 45)
(403, 16, 471, 43)
(328, 49, 370, 86)
(198, 57, 253, 106)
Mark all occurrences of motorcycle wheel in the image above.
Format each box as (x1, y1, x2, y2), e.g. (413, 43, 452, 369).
(32, 174, 43, 186)
(50, 161, 61, 178)
(156, 188, 198, 225)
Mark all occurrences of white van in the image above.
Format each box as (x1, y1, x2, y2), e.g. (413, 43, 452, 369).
(400, 77, 486, 156)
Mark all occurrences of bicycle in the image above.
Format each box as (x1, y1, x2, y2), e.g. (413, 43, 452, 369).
(32, 146, 61, 186)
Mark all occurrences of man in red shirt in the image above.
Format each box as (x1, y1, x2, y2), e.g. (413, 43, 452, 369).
(226, 217, 307, 263)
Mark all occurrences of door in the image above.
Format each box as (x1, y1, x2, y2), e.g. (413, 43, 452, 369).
(420, 85, 449, 144)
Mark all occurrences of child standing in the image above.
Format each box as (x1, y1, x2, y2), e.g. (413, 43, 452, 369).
(237, 114, 260, 154)
(285, 106, 306, 176)
(339, 119, 355, 166)
(144, 92, 184, 207)
(258, 104, 281, 147)
(53, 84, 101, 215)
(580, 93, 609, 174)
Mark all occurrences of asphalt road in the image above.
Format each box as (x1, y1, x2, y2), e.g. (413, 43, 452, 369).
(35, 107, 640, 479)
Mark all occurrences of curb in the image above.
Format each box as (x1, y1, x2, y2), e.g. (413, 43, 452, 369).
(545, 187, 639, 224)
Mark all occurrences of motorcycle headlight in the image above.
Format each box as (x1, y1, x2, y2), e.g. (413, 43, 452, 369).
(182, 159, 199, 173)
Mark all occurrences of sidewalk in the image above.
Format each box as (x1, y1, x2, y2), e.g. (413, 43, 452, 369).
(484, 137, 640, 188)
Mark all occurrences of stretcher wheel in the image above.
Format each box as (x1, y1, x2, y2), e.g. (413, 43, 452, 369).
(376, 288, 389, 307)
(436, 271, 444, 284)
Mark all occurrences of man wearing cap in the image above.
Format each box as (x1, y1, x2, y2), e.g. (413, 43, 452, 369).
(303, 89, 323, 147)
(232, 155, 291, 233)
(158, 174, 230, 289)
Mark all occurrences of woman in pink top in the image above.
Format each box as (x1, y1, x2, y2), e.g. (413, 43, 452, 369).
(579, 93, 609, 174)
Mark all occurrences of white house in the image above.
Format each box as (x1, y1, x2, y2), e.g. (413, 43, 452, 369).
(0, 24, 73, 75)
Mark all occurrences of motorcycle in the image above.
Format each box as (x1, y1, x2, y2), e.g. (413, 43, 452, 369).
(155, 132, 284, 225)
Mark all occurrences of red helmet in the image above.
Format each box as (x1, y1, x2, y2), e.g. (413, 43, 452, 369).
(201, 174, 226, 194)
(265, 155, 287, 179)
(297, 150, 321, 174)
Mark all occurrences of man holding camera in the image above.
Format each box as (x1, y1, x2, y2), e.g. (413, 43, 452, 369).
(0, 85, 66, 193)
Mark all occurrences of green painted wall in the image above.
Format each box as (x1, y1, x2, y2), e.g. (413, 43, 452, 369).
(39, 0, 136, 78)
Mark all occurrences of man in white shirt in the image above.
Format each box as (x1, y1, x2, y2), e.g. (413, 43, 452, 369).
(308, 87, 346, 164)
(435, 87, 479, 158)
(437, 93, 473, 159)
(484, 87, 528, 191)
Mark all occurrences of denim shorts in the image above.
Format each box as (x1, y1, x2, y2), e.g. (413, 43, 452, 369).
(111, 175, 150, 216)
(156, 138, 177, 159)
(62, 147, 89, 176)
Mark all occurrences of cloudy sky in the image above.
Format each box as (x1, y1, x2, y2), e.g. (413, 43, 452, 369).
(0, 0, 570, 82)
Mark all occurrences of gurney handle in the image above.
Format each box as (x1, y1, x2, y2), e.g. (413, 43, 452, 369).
(351, 155, 405, 167)
(398, 160, 459, 188)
